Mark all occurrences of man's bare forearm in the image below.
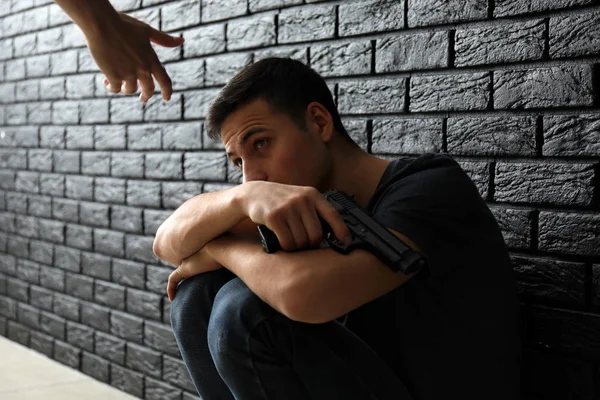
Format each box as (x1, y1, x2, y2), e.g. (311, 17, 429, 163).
(153, 185, 248, 267)
(53, 0, 120, 37)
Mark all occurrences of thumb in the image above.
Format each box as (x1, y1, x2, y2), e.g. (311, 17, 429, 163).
(148, 26, 184, 47)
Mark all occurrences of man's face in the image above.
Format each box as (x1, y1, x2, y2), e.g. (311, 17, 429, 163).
(221, 98, 330, 188)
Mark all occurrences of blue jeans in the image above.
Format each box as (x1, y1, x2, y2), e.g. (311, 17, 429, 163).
(170, 269, 412, 400)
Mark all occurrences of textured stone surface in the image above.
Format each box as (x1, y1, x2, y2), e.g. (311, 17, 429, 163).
(408, 0, 487, 26)
(202, 0, 246, 22)
(311, 41, 371, 77)
(279, 5, 336, 44)
(495, 162, 595, 206)
(495, 0, 592, 17)
(550, 11, 600, 58)
(205, 53, 252, 86)
(544, 115, 600, 157)
(127, 342, 162, 378)
(228, 14, 276, 51)
(167, 59, 204, 91)
(447, 117, 536, 156)
(377, 32, 447, 72)
(162, 0, 200, 31)
(456, 20, 544, 66)
(458, 161, 490, 199)
(372, 118, 442, 154)
(410, 72, 489, 112)
(184, 24, 226, 57)
(494, 65, 595, 109)
(183, 89, 220, 120)
(489, 207, 534, 249)
(339, 0, 404, 36)
(539, 212, 600, 256)
(184, 152, 227, 180)
(338, 78, 405, 114)
(111, 364, 144, 398)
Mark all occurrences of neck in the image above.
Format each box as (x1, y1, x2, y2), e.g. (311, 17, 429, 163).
(322, 144, 391, 208)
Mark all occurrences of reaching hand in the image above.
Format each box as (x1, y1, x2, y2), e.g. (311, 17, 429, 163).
(240, 181, 352, 252)
(86, 12, 184, 103)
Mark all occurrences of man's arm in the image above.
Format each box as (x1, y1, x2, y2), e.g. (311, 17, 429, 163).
(204, 229, 418, 324)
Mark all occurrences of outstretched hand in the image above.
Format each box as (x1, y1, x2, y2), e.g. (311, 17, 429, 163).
(86, 12, 184, 103)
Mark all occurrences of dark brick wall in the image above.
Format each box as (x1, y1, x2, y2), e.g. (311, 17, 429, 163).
(0, 0, 599, 399)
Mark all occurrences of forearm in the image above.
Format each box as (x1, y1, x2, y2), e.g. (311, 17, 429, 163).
(53, 0, 120, 37)
(153, 185, 248, 266)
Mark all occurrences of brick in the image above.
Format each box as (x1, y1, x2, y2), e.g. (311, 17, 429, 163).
(489, 207, 534, 250)
(93, 229, 125, 257)
(53, 198, 79, 222)
(6, 59, 26, 81)
(183, 89, 219, 120)
(53, 293, 80, 321)
(125, 234, 157, 263)
(110, 205, 143, 233)
(163, 355, 196, 392)
(111, 152, 144, 178)
(338, 78, 405, 114)
(145, 152, 183, 179)
(144, 93, 182, 121)
(457, 20, 544, 67)
(40, 266, 65, 292)
(544, 115, 600, 157)
(539, 212, 600, 256)
(80, 99, 109, 124)
(494, 65, 595, 109)
(371, 118, 442, 154)
(127, 288, 162, 320)
(40, 126, 65, 149)
(40, 311, 66, 340)
(81, 151, 110, 176)
(54, 245, 82, 273)
(411, 72, 489, 112)
(144, 320, 179, 356)
(495, 0, 592, 17)
(30, 331, 54, 357)
(52, 101, 79, 125)
(65, 273, 93, 301)
(111, 364, 144, 398)
(201, 0, 246, 22)
(551, 11, 600, 58)
(80, 201, 110, 227)
(254, 46, 308, 64)
(95, 177, 126, 203)
(161, 182, 203, 209)
(111, 311, 144, 343)
(66, 126, 94, 150)
(7, 277, 28, 302)
(127, 342, 162, 377)
(183, 24, 226, 57)
(495, 162, 594, 206)
(18, 259, 40, 283)
(82, 352, 110, 383)
(54, 341, 81, 369)
(7, 236, 29, 258)
(40, 77, 65, 99)
(66, 74, 95, 99)
(51, 50, 78, 75)
(95, 280, 126, 310)
(30, 239, 53, 264)
(112, 259, 145, 289)
(145, 377, 182, 400)
(14, 33, 36, 57)
(447, 116, 537, 156)
(27, 55, 52, 78)
(339, 0, 403, 36)
(38, 219, 65, 244)
(144, 209, 171, 235)
(109, 97, 144, 123)
(128, 124, 162, 150)
(78, 50, 99, 73)
(30, 286, 53, 312)
(6, 104, 27, 125)
(0, 39, 12, 60)
(183, 152, 227, 180)
(66, 321, 94, 351)
(28, 102, 53, 124)
(8, 321, 29, 346)
(15, 172, 40, 193)
(0, 149, 27, 169)
(66, 224, 93, 250)
(95, 125, 127, 150)
(162, 122, 202, 150)
(96, 331, 126, 364)
(228, 13, 276, 51)
(126, 180, 161, 207)
(408, 0, 486, 26)
(376, 32, 447, 73)
(81, 301, 110, 332)
(65, 175, 94, 201)
(279, 5, 335, 43)
(205, 53, 252, 86)
(16, 80, 39, 101)
(458, 161, 490, 199)
(0, 296, 17, 319)
(0, 171, 13, 191)
(18, 303, 40, 329)
(512, 256, 585, 306)
(311, 41, 371, 77)
(162, 0, 200, 30)
(81, 251, 111, 280)
(39, 174, 64, 198)
(0, 83, 15, 104)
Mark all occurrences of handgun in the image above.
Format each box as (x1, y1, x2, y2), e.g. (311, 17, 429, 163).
(256, 190, 426, 275)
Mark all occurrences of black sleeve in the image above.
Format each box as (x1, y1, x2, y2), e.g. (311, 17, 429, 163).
(370, 155, 498, 281)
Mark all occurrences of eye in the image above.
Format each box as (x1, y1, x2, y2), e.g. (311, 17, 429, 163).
(254, 138, 268, 149)
(232, 158, 242, 169)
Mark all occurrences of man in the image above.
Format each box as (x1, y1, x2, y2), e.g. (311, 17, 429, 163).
(153, 58, 522, 400)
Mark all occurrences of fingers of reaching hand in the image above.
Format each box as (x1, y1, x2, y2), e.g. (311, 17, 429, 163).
(138, 73, 155, 103)
(122, 78, 138, 95)
(151, 61, 173, 101)
(105, 77, 122, 93)
(167, 266, 186, 301)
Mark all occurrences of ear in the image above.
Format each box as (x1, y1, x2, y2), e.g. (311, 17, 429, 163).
(305, 102, 334, 143)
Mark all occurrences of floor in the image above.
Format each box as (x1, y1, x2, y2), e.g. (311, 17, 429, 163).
(0, 336, 138, 399)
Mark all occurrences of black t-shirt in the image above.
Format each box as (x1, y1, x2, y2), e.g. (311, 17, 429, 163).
(345, 153, 522, 400)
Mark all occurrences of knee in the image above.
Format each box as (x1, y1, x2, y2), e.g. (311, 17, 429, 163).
(170, 269, 234, 339)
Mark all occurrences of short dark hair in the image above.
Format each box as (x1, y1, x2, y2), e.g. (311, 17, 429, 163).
(206, 57, 355, 145)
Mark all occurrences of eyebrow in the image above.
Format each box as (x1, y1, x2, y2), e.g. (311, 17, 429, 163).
(226, 127, 268, 159)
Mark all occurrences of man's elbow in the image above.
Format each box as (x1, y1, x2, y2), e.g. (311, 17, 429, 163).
(277, 283, 337, 324)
